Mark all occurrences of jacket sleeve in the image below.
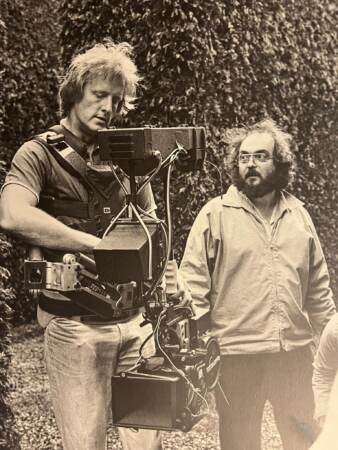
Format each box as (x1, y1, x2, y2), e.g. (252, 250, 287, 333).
(302, 209, 336, 334)
(312, 314, 338, 420)
(179, 206, 216, 317)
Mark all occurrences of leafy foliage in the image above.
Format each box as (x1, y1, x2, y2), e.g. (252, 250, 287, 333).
(0, 21, 61, 446)
(1, 0, 60, 164)
(0, 167, 19, 447)
(59, 0, 337, 294)
(0, 0, 61, 323)
(0, 250, 19, 449)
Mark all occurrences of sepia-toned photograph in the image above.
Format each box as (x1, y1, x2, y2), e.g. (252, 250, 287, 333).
(0, 1, 337, 449)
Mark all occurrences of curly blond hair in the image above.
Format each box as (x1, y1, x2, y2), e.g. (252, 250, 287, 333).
(59, 40, 141, 117)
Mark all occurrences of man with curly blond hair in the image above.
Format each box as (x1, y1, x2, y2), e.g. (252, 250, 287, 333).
(179, 118, 335, 450)
(0, 41, 162, 450)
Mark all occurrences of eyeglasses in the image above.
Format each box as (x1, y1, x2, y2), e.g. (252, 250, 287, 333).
(238, 152, 272, 164)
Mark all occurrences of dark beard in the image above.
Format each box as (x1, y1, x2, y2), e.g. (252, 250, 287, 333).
(236, 171, 278, 199)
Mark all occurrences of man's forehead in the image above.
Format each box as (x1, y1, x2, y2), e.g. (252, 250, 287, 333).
(240, 132, 275, 153)
(87, 75, 125, 92)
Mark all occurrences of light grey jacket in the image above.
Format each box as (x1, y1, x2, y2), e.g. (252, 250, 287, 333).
(180, 185, 335, 355)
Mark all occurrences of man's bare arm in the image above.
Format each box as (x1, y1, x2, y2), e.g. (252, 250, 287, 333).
(0, 184, 100, 252)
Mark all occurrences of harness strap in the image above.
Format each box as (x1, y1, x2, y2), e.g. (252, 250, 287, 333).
(38, 195, 94, 219)
(48, 125, 88, 157)
(34, 131, 107, 235)
(33, 136, 94, 191)
(33, 127, 125, 236)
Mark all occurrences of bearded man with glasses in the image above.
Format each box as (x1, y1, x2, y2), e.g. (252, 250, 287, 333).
(178, 118, 335, 450)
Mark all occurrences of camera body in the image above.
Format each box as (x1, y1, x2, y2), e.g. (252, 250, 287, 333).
(97, 126, 206, 175)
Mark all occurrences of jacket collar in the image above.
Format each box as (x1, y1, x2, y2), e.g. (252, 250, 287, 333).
(221, 185, 304, 214)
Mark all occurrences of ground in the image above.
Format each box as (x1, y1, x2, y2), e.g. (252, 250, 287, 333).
(8, 324, 283, 450)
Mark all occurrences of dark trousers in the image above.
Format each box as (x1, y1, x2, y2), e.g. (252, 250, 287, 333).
(215, 346, 318, 450)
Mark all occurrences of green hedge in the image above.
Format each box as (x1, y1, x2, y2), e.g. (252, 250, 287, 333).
(0, 0, 61, 323)
(0, 164, 20, 449)
(0, 4, 20, 446)
(59, 0, 337, 294)
(1, 0, 60, 164)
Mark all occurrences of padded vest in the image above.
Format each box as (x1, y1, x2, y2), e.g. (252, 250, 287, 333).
(33, 125, 127, 239)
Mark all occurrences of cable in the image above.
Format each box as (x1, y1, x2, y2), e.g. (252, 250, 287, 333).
(143, 220, 169, 299)
(129, 203, 153, 280)
(216, 380, 230, 406)
(165, 155, 175, 264)
(119, 329, 155, 374)
(146, 152, 177, 301)
(136, 205, 163, 223)
(204, 160, 224, 199)
(134, 203, 169, 300)
(124, 358, 143, 374)
(161, 143, 186, 169)
(102, 203, 129, 238)
(102, 145, 181, 301)
(145, 152, 179, 298)
(138, 330, 155, 359)
(137, 151, 163, 196)
(110, 164, 129, 195)
(154, 310, 210, 415)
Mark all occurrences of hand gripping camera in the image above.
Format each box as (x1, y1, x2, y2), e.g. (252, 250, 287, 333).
(24, 126, 220, 432)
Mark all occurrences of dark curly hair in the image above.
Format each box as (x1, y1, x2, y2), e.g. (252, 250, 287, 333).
(225, 118, 296, 190)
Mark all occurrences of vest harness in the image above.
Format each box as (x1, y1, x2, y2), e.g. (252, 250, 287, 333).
(33, 125, 126, 238)
(31, 125, 135, 318)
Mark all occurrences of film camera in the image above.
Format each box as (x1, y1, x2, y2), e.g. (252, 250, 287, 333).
(25, 126, 220, 432)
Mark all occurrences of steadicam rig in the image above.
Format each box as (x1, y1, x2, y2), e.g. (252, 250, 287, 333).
(24, 126, 220, 432)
